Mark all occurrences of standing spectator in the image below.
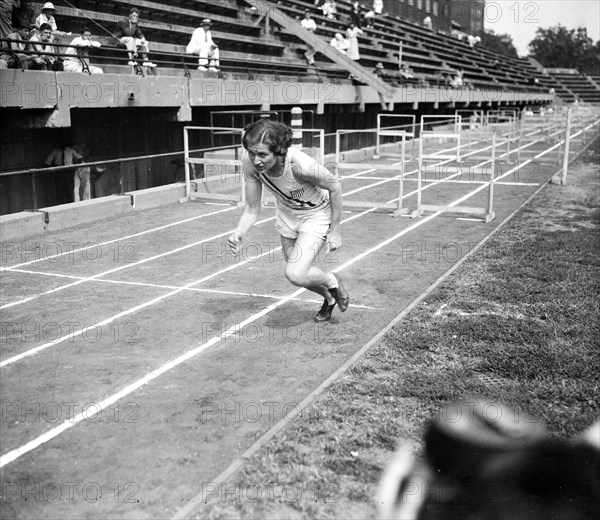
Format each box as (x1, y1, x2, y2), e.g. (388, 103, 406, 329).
(329, 32, 349, 54)
(44, 134, 83, 202)
(12, 0, 35, 33)
(63, 25, 103, 74)
(346, 23, 363, 61)
(373, 0, 383, 15)
(29, 22, 62, 70)
(300, 11, 317, 66)
(321, 0, 338, 20)
(34, 2, 68, 38)
(350, 1, 363, 28)
(113, 8, 156, 67)
(186, 18, 219, 72)
(0, 0, 16, 39)
(423, 15, 432, 30)
(73, 155, 91, 202)
(0, 23, 45, 69)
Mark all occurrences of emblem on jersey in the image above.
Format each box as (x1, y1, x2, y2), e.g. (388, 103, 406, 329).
(289, 188, 305, 199)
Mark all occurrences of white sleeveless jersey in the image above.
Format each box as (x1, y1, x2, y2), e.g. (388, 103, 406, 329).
(252, 149, 329, 211)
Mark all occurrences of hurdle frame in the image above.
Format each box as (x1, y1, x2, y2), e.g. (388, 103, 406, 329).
(419, 114, 462, 162)
(335, 127, 412, 217)
(375, 114, 416, 157)
(179, 126, 245, 205)
(415, 132, 497, 223)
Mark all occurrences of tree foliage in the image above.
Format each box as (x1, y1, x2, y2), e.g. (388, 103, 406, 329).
(479, 30, 518, 58)
(528, 25, 600, 74)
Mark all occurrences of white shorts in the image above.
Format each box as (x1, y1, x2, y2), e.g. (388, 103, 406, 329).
(275, 203, 331, 241)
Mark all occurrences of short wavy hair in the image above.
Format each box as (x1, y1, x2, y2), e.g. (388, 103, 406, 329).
(242, 118, 292, 157)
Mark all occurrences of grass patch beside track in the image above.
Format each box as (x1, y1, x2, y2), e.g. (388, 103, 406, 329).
(195, 147, 600, 520)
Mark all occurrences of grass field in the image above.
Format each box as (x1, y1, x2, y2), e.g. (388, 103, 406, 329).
(196, 144, 600, 520)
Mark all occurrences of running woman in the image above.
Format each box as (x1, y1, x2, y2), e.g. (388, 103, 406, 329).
(228, 119, 349, 322)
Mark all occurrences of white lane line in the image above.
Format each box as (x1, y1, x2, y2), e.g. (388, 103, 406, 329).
(0, 132, 580, 467)
(0, 206, 237, 270)
(0, 267, 380, 310)
(0, 198, 446, 468)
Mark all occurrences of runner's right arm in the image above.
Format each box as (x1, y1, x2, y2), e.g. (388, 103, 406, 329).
(228, 154, 263, 254)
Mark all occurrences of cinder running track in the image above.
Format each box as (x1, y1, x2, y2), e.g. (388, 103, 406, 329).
(1, 116, 598, 519)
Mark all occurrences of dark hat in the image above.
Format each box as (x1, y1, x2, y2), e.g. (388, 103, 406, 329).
(201, 18, 212, 25)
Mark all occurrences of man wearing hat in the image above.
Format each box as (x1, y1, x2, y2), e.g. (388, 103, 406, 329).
(186, 18, 219, 72)
(35, 2, 69, 38)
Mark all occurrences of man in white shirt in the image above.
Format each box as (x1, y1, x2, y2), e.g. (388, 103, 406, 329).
(300, 11, 317, 66)
(34, 2, 69, 38)
(186, 18, 219, 72)
(63, 25, 103, 73)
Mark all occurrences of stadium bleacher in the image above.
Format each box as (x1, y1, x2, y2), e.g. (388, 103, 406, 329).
(545, 70, 600, 104)
(24, 0, 553, 90)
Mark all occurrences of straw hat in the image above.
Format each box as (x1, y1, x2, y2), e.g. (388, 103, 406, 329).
(42, 2, 56, 10)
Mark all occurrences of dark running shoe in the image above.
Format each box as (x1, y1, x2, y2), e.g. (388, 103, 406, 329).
(330, 273, 350, 312)
(315, 299, 336, 322)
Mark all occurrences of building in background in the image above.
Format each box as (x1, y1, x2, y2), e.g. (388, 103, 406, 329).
(384, 0, 485, 34)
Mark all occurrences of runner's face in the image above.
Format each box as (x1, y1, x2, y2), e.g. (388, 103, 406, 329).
(247, 143, 277, 173)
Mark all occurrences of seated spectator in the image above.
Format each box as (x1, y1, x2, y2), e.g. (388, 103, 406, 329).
(0, 23, 46, 69)
(373, 61, 384, 76)
(63, 25, 103, 74)
(113, 8, 156, 68)
(186, 18, 219, 72)
(399, 64, 414, 79)
(467, 34, 481, 47)
(364, 10, 376, 29)
(301, 11, 317, 66)
(34, 2, 69, 38)
(423, 15, 432, 30)
(449, 70, 464, 88)
(29, 22, 62, 70)
(321, 0, 338, 21)
(330, 32, 350, 54)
